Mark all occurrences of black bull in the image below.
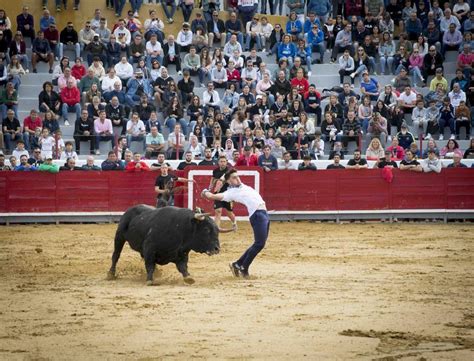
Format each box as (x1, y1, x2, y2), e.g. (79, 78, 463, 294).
(107, 205, 220, 285)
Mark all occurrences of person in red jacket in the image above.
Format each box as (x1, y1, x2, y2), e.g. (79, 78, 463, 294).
(60, 78, 81, 126)
(290, 68, 309, 95)
(125, 152, 150, 172)
(385, 137, 405, 161)
(22, 109, 43, 150)
(235, 145, 258, 166)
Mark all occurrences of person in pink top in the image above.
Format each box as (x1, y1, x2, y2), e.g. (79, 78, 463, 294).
(60, 78, 81, 126)
(440, 139, 463, 159)
(457, 43, 474, 78)
(408, 49, 425, 86)
(386, 137, 405, 161)
(93, 109, 113, 155)
(22, 109, 43, 150)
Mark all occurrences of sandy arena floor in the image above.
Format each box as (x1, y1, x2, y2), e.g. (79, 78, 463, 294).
(0, 222, 473, 360)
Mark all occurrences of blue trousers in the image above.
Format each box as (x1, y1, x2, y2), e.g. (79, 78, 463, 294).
(237, 210, 269, 271)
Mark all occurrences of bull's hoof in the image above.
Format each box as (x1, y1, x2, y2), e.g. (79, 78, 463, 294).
(146, 280, 153, 286)
(106, 271, 116, 280)
(183, 276, 195, 285)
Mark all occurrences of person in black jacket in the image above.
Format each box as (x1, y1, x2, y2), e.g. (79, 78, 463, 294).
(73, 109, 95, 154)
(207, 10, 226, 48)
(38, 81, 62, 116)
(59, 22, 80, 59)
(162, 35, 182, 73)
(267, 24, 284, 56)
(105, 95, 126, 137)
(177, 69, 195, 107)
(60, 157, 81, 171)
(422, 46, 444, 81)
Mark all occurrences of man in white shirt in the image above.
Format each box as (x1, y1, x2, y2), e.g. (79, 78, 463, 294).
(126, 112, 147, 148)
(398, 86, 417, 114)
(113, 19, 131, 53)
(145, 33, 163, 68)
(241, 59, 258, 89)
(176, 22, 193, 52)
(202, 168, 269, 278)
(448, 83, 466, 109)
(114, 56, 134, 84)
(202, 82, 221, 111)
(101, 67, 122, 98)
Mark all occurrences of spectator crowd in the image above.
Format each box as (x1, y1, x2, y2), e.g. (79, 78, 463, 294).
(0, 0, 473, 174)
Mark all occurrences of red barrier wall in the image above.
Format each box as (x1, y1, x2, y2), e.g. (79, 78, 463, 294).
(0, 169, 473, 214)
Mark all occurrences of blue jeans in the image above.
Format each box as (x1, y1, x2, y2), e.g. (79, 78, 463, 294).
(162, 0, 176, 19)
(409, 66, 423, 84)
(61, 103, 81, 121)
(380, 56, 393, 74)
(245, 34, 262, 51)
(165, 117, 188, 134)
(311, 43, 325, 63)
(1, 104, 18, 120)
(130, 0, 143, 12)
(146, 55, 163, 69)
(180, 3, 193, 22)
(126, 134, 146, 148)
(236, 210, 269, 272)
(95, 134, 114, 150)
(114, 0, 126, 15)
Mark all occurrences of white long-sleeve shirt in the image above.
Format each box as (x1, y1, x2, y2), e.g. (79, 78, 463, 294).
(211, 68, 228, 82)
(221, 183, 266, 217)
(114, 62, 134, 79)
(101, 75, 122, 92)
(113, 26, 131, 45)
(338, 56, 354, 71)
(176, 30, 193, 47)
(146, 40, 162, 55)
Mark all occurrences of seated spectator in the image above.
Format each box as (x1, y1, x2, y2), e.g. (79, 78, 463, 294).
(15, 154, 37, 171)
(167, 124, 185, 159)
(7, 56, 26, 91)
(185, 134, 205, 160)
(447, 153, 468, 168)
(71, 58, 86, 81)
(6, 155, 16, 170)
(22, 109, 42, 150)
(360, 71, 380, 101)
(422, 139, 440, 159)
(298, 154, 317, 170)
(278, 151, 296, 169)
(60, 78, 81, 126)
(422, 149, 442, 173)
(0, 82, 18, 120)
(442, 23, 462, 56)
(93, 110, 113, 155)
(115, 56, 134, 86)
(258, 145, 278, 172)
(125, 152, 150, 172)
(59, 22, 80, 60)
(225, 12, 243, 44)
(28, 147, 43, 167)
(177, 151, 198, 170)
(2, 109, 21, 153)
(101, 151, 124, 170)
(379, 32, 396, 75)
(429, 68, 448, 92)
(31, 30, 53, 73)
(367, 112, 388, 146)
(346, 149, 368, 169)
(12, 139, 29, 160)
(326, 153, 346, 169)
(366, 138, 385, 161)
(397, 86, 417, 114)
(80, 156, 100, 170)
(126, 69, 153, 108)
(399, 149, 422, 171)
(440, 139, 463, 159)
(396, 123, 415, 150)
(176, 22, 192, 53)
(60, 157, 81, 171)
(454, 101, 471, 140)
(341, 110, 360, 149)
(74, 110, 95, 155)
(338, 50, 355, 86)
(331, 23, 353, 63)
(16, 6, 35, 41)
(207, 10, 226, 48)
(211, 61, 228, 89)
(163, 34, 181, 73)
(198, 147, 217, 166)
(278, 34, 297, 65)
(128, 34, 145, 65)
(374, 150, 398, 168)
(235, 145, 258, 166)
(38, 156, 59, 173)
(438, 97, 455, 140)
(126, 112, 146, 148)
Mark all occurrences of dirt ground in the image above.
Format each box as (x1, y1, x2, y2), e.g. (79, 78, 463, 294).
(0, 221, 473, 360)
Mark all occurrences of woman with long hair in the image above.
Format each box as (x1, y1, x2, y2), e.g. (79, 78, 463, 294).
(165, 96, 188, 134)
(7, 55, 26, 90)
(379, 32, 395, 75)
(366, 137, 385, 160)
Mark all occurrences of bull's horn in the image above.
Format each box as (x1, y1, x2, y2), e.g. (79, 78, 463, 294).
(194, 213, 210, 221)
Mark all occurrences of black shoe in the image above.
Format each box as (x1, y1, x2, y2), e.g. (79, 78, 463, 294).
(229, 262, 240, 278)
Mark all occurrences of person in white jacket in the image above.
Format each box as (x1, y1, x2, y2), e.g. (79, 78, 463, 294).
(245, 16, 263, 51)
(412, 99, 428, 139)
(260, 16, 273, 51)
(338, 50, 355, 86)
(176, 23, 193, 52)
(101, 67, 122, 98)
(114, 56, 134, 84)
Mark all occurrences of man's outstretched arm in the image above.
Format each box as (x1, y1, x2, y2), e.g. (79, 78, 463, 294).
(201, 189, 225, 201)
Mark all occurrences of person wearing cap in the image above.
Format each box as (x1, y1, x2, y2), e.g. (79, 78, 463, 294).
(207, 10, 226, 48)
(374, 150, 398, 168)
(176, 23, 193, 53)
(395, 122, 415, 150)
(125, 69, 153, 107)
(16, 6, 35, 41)
(59, 23, 80, 60)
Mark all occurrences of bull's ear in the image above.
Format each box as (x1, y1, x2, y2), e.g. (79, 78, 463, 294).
(194, 213, 210, 221)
